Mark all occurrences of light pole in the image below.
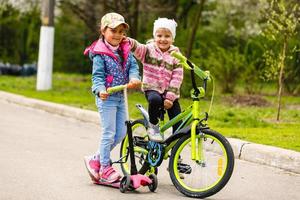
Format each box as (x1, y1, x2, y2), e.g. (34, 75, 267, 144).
(36, 0, 55, 90)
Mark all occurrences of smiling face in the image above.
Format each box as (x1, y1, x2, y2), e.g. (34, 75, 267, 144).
(101, 24, 126, 46)
(154, 28, 173, 52)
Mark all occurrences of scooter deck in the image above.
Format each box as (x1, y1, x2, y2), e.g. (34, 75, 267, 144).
(94, 180, 120, 188)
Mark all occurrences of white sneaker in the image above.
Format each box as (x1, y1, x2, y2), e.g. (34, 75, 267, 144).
(147, 123, 163, 142)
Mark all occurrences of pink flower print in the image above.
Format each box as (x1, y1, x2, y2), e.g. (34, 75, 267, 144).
(106, 75, 113, 85)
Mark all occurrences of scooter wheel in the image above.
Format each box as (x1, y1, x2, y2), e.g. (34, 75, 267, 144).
(120, 175, 131, 193)
(148, 174, 158, 192)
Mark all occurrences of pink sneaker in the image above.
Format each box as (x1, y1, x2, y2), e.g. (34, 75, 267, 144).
(84, 155, 100, 182)
(99, 166, 121, 183)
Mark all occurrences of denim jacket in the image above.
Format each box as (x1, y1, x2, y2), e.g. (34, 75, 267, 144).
(84, 39, 140, 96)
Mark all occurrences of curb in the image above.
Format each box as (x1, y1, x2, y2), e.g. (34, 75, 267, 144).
(0, 91, 99, 124)
(0, 91, 299, 174)
(228, 138, 300, 174)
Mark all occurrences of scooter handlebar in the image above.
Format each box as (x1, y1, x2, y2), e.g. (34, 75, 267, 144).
(107, 84, 127, 94)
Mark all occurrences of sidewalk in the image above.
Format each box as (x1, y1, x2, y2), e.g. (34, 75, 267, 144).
(0, 90, 299, 174)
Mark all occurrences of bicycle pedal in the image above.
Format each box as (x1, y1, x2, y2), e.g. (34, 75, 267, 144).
(178, 163, 192, 174)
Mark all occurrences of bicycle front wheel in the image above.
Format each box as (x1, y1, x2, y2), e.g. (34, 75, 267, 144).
(169, 129, 234, 198)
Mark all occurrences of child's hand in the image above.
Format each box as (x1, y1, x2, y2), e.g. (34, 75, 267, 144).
(99, 91, 109, 101)
(122, 35, 129, 42)
(164, 99, 173, 109)
(127, 79, 142, 89)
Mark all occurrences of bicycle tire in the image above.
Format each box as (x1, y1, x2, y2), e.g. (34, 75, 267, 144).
(169, 128, 234, 198)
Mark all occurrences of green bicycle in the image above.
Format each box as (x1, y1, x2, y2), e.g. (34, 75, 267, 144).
(119, 52, 234, 198)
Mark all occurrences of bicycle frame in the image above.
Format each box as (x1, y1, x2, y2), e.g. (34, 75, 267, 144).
(160, 105, 193, 133)
(171, 52, 210, 161)
(131, 56, 210, 163)
(119, 52, 234, 198)
(120, 51, 212, 165)
(132, 95, 207, 164)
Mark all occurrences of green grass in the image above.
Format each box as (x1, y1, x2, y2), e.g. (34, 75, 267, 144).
(0, 73, 95, 110)
(0, 73, 299, 152)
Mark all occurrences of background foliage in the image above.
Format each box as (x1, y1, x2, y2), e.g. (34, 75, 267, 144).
(0, 0, 300, 96)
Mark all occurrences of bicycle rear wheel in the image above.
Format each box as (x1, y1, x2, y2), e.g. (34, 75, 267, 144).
(120, 119, 155, 175)
(169, 129, 234, 198)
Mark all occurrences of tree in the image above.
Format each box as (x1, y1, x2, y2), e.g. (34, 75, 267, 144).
(186, 0, 206, 58)
(0, 0, 40, 65)
(191, 0, 263, 94)
(58, 0, 142, 40)
(261, 0, 300, 121)
(284, 34, 300, 95)
(205, 45, 245, 93)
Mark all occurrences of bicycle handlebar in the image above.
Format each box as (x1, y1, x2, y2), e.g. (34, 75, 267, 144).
(171, 51, 188, 65)
(171, 52, 210, 81)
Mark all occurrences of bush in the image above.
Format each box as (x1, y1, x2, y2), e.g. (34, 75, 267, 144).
(0, 2, 40, 65)
(203, 45, 245, 93)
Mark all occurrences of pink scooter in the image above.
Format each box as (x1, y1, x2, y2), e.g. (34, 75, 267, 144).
(95, 85, 157, 193)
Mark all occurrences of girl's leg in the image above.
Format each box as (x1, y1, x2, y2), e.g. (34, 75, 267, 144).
(84, 97, 109, 182)
(145, 90, 164, 142)
(98, 98, 117, 167)
(98, 97, 124, 182)
(111, 97, 127, 149)
(145, 90, 163, 125)
(167, 99, 182, 134)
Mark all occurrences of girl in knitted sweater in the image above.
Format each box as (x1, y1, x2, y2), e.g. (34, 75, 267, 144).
(128, 18, 183, 142)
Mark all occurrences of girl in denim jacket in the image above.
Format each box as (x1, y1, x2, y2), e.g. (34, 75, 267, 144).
(83, 13, 141, 183)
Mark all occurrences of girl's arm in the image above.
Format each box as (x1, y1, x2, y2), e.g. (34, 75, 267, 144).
(128, 53, 141, 81)
(127, 53, 142, 89)
(91, 55, 106, 96)
(165, 63, 184, 102)
(128, 37, 148, 62)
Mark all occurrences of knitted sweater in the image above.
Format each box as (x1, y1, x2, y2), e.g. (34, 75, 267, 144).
(129, 39, 183, 102)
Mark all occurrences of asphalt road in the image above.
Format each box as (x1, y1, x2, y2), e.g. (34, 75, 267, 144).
(0, 99, 299, 200)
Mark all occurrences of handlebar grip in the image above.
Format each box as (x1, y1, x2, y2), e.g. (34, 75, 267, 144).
(107, 84, 127, 94)
(171, 51, 187, 63)
(171, 51, 192, 70)
(171, 51, 210, 80)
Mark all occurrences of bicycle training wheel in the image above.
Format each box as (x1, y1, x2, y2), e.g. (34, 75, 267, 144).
(169, 129, 234, 198)
(120, 119, 155, 175)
